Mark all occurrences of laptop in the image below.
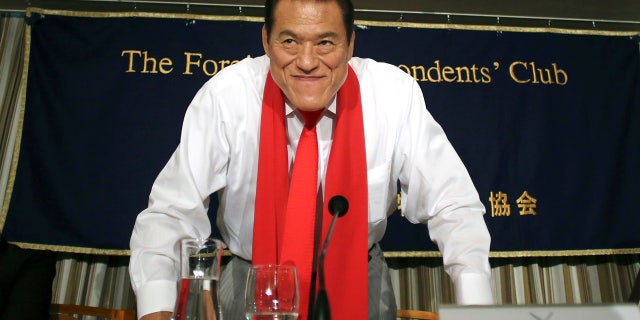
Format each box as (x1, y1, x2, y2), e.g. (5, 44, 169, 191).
(438, 303, 640, 320)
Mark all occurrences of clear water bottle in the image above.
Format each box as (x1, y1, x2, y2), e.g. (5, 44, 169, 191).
(172, 238, 226, 320)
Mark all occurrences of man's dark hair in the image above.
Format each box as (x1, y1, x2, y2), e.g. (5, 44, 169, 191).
(264, 0, 355, 42)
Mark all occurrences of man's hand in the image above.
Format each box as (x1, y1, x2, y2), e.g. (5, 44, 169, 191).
(140, 311, 172, 320)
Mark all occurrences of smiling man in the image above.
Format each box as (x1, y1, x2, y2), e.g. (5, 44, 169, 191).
(129, 1, 494, 319)
(263, 0, 354, 112)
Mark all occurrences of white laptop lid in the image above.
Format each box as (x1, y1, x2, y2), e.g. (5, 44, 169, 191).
(438, 303, 640, 320)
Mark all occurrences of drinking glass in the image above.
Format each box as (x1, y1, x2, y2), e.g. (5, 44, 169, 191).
(244, 264, 300, 320)
(172, 238, 225, 320)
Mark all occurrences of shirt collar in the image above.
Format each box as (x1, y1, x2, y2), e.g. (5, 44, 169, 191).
(285, 96, 338, 117)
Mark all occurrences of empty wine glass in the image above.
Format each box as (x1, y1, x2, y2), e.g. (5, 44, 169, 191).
(244, 264, 300, 320)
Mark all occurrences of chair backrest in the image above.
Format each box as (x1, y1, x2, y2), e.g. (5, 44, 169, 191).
(397, 309, 439, 320)
(50, 304, 136, 320)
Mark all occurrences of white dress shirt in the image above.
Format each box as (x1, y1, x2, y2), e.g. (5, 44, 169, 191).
(129, 55, 493, 318)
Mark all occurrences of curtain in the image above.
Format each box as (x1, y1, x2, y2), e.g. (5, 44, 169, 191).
(0, 12, 137, 311)
(49, 254, 640, 315)
(52, 253, 135, 310)
(1, 11, 639, 317)
(0, 13, 25, 220)
(389, 255, 640, 311)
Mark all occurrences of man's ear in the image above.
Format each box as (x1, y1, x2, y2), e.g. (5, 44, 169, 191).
(347, 30, 355, 59)
(262, 25, 270, 57)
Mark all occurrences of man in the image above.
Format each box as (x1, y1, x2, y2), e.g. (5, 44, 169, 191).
(129, 0, 494, 319)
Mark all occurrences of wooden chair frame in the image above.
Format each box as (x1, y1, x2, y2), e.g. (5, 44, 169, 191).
(50, 304, 136, 320)
(397, 309, 439, 320)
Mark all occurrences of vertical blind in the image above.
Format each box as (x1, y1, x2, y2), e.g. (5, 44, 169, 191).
(49, 253, 640, 314)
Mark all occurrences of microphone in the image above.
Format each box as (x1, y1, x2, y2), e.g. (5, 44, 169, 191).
(312, 195, 349, 320)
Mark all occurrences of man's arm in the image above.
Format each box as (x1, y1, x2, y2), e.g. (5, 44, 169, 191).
(129, 82, 229, 317)
(398, 81, 494, 305)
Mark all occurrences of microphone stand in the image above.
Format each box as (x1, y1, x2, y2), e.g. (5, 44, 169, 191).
(312, 196, 348, 320)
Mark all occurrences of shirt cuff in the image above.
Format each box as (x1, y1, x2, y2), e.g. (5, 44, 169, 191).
(136, 280, 177, 318)
(454, 272, 494, 305)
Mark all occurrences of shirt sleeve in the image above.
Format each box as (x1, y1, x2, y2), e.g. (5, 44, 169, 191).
(398, 81, 494, 305)
(129, 81, 231, 317)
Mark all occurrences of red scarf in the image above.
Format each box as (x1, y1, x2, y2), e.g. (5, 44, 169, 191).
(253, 66, 368, 320)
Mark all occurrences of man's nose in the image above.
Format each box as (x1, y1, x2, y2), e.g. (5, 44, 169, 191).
(296, 43, 319, 72)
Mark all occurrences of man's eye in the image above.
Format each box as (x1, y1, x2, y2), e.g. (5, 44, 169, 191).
(319, 40, 334, 46)
(282, 39, 296, 44)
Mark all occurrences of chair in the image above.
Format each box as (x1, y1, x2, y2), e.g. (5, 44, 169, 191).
(50, 304, 136, 320)
(397, 309, 439, 320)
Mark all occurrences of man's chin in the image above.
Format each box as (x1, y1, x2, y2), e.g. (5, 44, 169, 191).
(295, 105, 327, 112)
(287, 95, 334, 112)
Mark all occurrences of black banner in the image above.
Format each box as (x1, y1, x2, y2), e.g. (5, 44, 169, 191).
(2, 9, 639, 255)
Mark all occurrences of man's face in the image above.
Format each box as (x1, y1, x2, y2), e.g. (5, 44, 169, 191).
(262, 0, 355, 112)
